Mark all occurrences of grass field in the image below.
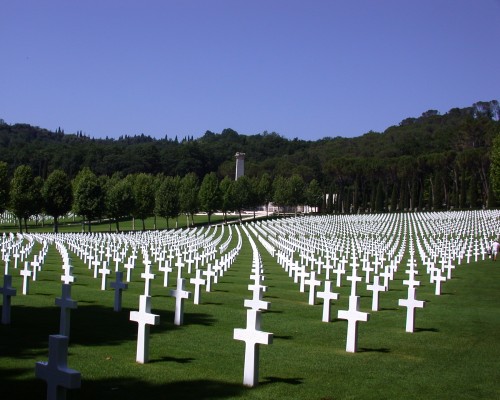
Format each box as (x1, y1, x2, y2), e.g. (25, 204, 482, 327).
(1, 218, 500, 400)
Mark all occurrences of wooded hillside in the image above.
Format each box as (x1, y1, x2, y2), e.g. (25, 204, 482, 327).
(1, 100, 499, 213)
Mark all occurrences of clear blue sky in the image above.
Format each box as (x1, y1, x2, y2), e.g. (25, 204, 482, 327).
(1, 0, 499, 141)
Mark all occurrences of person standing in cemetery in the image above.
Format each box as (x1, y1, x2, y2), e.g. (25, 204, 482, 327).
(491, 238, 500, 261)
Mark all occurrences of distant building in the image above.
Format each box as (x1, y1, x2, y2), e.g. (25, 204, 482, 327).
(235, 152, 245, 180)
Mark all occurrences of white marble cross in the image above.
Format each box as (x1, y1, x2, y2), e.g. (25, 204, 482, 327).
(366, 275, 386, 311)
(110, 271, 128, 312)
(190, 269, 206, 305)
(305, 271, 321, 305)
(129, 295, 160, 363)
(99, 261, 111, 291)
(233, 309, 273, 387)
(316, 280, 339, 322)
(203, 264, 216, 292)
(55, 284, 77, 338)
(346, 266, 362, 297)
(0, 274, 16, 324)
(337, 295, 370, 352)
(20, 261, 32, 295)
(35, 334, 81, 400)
(141, 259, 155, 296)
(398, 286, 425, 332)
(170, 278, 191, 325)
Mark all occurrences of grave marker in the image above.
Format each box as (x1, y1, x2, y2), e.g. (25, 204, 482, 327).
(110, 271, 128, 312)
(35, 335, 81, 400)
(169, 278, 191, 325)
(0, 274, 16, 324)
(130, 295, 160, 363)
(55, 284, 77, 338)
(233, 309, 273, 387)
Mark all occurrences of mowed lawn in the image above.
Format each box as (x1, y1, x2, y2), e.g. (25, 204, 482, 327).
(1, 225, 500, 400)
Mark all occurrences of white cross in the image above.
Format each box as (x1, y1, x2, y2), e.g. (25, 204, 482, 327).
(316, 280, 339, 322)
(20, 261, 32, 295)
(99, 261, 111, 291)
(170, 278, 191, 325)
(141, 259, 155, 296)
(233, 309, 273, 387)
(35, 335, 81, 399)
(398, 286, 425, 332)
(190, 269, 206, 305)
(337, 295, 370, 353)
(346, 266, 362, 297)
(203, 264, 216, 292)
(55, 284, 77, 337)
(305, 271, 321, 305)
(129, 295, 160, 363)
(366, 275, 386, 311)
(0, 274, 16, 324)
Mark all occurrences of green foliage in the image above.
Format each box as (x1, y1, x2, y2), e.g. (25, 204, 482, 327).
(41, 169, 73, 232)
(0, 161, 9, 213)
(180, 173, 200, 226)
(72, 168, 105, 231)
(155, 175, 181, 229)
(8, 165, 38, 232)
(198, 172, 220, 223)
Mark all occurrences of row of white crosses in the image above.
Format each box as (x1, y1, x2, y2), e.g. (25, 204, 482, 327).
(249, 210, 500, 351)
(234, 225, 273, 387)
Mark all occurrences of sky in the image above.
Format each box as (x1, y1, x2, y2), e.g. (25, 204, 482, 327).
(1, 1, 499, 141)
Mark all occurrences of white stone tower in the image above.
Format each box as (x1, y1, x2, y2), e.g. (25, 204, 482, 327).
(235, 152, 245, 180)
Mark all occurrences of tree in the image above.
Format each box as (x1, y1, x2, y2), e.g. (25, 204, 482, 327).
(42, 169, 73, 232)
(131, 173, 155, 230)
(305, 179, 323, 212)
(257, 173, 273, 216)
(288, 174, 306, 216)
(106, 176, 134, 231)
(0, 161, 9, 214)
(272, 175, 289, 215)
(179, 172, 199, 226)
(9, 165, 38, 232)
(73, 168, 105, 232)
(219, 176, 234, 224)
(490, 134, 500, 200)
(155, 175, 181, 229)
(232, 175, 252, 221)
(198, 172, 220, 224)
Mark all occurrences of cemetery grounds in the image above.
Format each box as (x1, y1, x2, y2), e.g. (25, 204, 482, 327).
(1, 210, 500, 400)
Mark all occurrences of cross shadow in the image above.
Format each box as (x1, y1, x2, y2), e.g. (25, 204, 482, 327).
(359, 347, 391, 353)
(273, 335, 293, 340)
(262, 376, 304, 386)
(149, 356, 195, 364)
(380, 307, 398, 311)
(415, 327, 439, 333)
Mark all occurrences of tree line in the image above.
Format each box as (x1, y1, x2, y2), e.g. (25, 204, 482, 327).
(0, 162, 324, 233)
(1, 100, 499, 221)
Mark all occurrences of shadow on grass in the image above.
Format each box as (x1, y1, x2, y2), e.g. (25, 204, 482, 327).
(415, 327, 439, 333)
(359, 347, 391, 353)
(1, 304, 216, 360)
(0, 373, 249, 400)
(149, 355, 195, 364)
(262, 376, 304, 385)
(273, 335, 293, 340)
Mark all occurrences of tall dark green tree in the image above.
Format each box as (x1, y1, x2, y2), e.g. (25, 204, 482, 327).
(155, 175, 181, 229)
(73, 168, 105, 232)
(288, 174, 306, 216)
(0, 161, 9, 214)
(305, 179, 323, 213)
(180, 172, 199, 226)
(9, 165, 38, 232)
(106, 176, 134, 231)
(257, 172, 273, 216)
(219, 176, 234, 224)
(42, 169, 73, 232)
(232, 175, 252, 221)
(131, 173, 155, 230)
(198, 172, 220, 224)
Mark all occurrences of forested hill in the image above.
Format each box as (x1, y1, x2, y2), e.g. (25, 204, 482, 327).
(1, 100, 499, 183)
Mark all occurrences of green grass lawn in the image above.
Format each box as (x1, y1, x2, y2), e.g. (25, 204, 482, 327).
(1, 224, 500, 400)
